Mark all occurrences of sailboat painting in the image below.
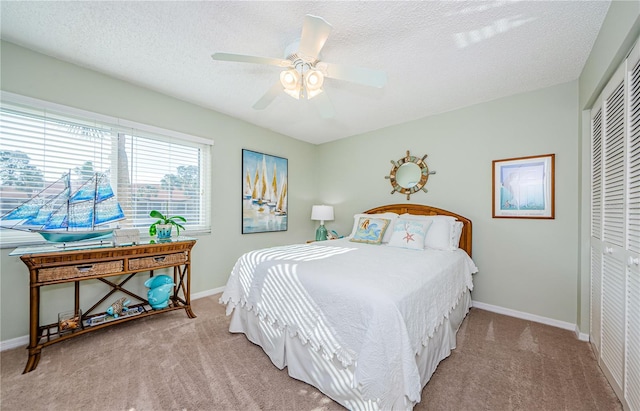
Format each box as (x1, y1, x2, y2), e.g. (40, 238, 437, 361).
(242, 149, 288, 234)
(0, 172, 126, 242)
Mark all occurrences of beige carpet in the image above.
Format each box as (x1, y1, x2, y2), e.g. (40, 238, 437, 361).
(1, 294, 621, 411)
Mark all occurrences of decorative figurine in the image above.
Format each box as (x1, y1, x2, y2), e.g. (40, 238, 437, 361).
(106, 297, 130, 318)
(144, 275, 175, 310)
(60, 317, 80, 330)
(59, 310, 82, 331)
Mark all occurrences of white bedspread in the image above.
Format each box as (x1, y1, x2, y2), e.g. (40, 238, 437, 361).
(220, 239, 477, 409)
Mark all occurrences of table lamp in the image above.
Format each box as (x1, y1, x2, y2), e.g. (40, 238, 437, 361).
(311, 205, 334, 241)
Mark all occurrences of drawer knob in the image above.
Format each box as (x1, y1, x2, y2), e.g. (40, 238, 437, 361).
(154, 256, 166, 262)
(76, 265, 94, 272)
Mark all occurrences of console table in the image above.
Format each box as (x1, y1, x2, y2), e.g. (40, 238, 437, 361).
(11, 237, 197, 373)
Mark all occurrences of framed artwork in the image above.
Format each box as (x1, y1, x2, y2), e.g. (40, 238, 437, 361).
(242, 149, 288, 233)
(492, 154, 555, 219)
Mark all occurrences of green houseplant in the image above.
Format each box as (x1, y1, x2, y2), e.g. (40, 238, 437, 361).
(148, 210, 186, 239)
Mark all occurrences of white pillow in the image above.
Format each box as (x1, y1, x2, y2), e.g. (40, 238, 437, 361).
(387, 219, 433, 250)
(348, 212, 398, 243)
(450, 221, 464, 250)
(400, 213, 460, 250)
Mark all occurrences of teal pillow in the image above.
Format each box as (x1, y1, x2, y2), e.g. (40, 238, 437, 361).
(388, 219, 432, 250)
(349, 217, 391, 245)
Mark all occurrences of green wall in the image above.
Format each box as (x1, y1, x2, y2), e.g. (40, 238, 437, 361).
(312, 0, 640, 334)
(0, 41, 319, 342)
(317, 81, 580, 325)
(2, 1, 640, 344)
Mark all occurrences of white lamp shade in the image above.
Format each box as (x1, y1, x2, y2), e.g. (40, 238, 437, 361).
(311, 205, 334, 222)
(280, 69, 301, 90)
(305, 69, 324, 99)
(280, 69, 302, 99)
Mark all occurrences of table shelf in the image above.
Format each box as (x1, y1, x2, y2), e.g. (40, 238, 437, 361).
(14, 238, 197, 373)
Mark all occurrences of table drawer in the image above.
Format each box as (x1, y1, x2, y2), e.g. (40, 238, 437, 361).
(129, 252, 187, 270)
(38, 260, 124, 282)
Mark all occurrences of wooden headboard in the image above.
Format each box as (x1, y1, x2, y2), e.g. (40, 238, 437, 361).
(364, 204, 473, 257)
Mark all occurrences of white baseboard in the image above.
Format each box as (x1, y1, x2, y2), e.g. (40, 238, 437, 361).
(3, 289, 589, 352)
(0, 285, 227, 352)
(472, 300, 589, 341)
(575, 326, 589, 342)
(0, 335, 28, 352)
(192, 286, 225, 300)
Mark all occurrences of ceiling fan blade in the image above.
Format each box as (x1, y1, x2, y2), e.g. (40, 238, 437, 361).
(253, 81, 284, 110)
(298, 15, 332, 59)
(311, 92, 335, 119)
(317, 62, 387, 88)
(211, 52, 291, 68)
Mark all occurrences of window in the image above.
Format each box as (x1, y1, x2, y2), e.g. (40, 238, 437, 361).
(0, 92, 212, 246)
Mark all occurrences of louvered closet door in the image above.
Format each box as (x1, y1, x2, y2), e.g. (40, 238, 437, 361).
(591, 40, 640, 411)
(591, 105, 603, 354)
(601, 65, 627, 392)
(625, 44, 640, 411)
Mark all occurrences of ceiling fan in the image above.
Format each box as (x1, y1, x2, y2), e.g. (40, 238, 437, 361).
(211, 14, 387, 118)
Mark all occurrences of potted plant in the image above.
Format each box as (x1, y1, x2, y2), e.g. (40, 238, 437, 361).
(148, 210, 186, 240)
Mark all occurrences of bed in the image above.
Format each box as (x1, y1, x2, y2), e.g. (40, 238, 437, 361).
(220, 204, 478, 410)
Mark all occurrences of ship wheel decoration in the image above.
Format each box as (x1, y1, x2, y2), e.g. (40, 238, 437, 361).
(385, 150, 436, 200)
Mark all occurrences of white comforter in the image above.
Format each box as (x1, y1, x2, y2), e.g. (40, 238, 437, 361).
(220, 239, 477, 409)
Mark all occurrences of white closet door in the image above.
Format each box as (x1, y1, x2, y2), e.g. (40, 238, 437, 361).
(591, 106, 603, 353)
(625, 45, 640, 411)
(591, 38, 640, 411)
(601, 69, 627, 390)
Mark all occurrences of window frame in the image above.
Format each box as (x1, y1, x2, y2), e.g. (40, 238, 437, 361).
(0, 91, 213, 248)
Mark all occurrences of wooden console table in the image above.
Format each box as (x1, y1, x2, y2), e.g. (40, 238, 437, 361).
(11, 238, 197, 373)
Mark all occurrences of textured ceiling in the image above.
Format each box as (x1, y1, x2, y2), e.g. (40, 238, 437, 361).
(0, 1, 610, 144)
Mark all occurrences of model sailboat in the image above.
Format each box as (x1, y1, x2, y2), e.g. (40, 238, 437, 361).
(0, 172, 126, 242)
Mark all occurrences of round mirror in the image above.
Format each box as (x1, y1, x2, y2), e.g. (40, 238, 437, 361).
(395, 162, 421, 188)
(385, 150, 435, 200)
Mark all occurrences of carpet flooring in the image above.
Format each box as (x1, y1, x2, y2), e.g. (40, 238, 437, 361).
(0, 294, 621, 410)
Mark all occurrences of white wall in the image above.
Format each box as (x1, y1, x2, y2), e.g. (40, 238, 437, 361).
(0, 41, 319, 341)
(317, 81, 580, 325)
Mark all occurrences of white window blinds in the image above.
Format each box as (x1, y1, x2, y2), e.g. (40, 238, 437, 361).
(0, 93, 212, 246)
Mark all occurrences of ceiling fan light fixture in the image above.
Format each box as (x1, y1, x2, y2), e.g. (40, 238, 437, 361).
(280, 69, 302, 99)
(280, 70, 298, 87)
(283, 88, 301, 100)
(212, 14, 387, 116)
(306, 88, 324, 99)
(305, 69, 324, 99)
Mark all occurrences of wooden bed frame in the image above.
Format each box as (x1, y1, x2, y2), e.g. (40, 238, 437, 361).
(364, 204, 473, 256)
